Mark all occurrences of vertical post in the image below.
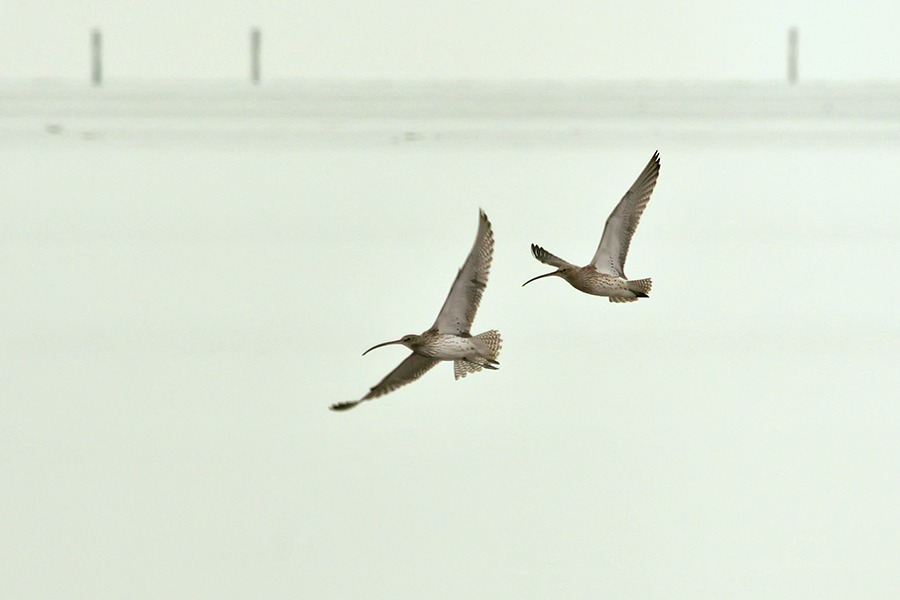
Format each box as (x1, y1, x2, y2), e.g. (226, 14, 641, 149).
(250, 28, 261, 84)
(91, 29, 102, 86)
(787, 27, 799, 85)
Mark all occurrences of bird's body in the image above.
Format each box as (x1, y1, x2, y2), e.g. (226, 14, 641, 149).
(559, 264, 652, 302)
(332, 210, 500, 411)
(409, 330, 499, 361)
(523, 151, 660, 302)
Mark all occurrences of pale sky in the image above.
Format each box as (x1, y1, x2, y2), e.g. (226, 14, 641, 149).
(2, 0, 900, 80)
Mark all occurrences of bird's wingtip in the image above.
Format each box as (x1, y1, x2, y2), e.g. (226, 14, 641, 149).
(330, 400, 361, 412)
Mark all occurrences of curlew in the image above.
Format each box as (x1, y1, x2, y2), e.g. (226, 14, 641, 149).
(331, 209, 501, 411)
(523, 151, 660, 302)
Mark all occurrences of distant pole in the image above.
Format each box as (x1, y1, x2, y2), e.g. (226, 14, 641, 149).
(91, 28, 102, 86)
(787, 27, 799, 85)
(250, 28, 261, 84)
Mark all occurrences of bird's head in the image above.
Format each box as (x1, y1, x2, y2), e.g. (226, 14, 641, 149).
(363, 334, 422, 355)
(522, 266, 572, 286)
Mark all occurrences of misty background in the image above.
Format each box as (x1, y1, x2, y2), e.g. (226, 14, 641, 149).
(1, 2, 900, 599)
(3, 0, 900, 80)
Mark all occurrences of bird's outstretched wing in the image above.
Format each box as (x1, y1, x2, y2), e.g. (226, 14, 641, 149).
(530, 244, 574, 269)
(432, 209, 494, 335)
(330, 354, 439, 411)
(591, 151, 660, 277)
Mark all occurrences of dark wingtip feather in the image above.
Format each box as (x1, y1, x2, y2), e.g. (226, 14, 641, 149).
(330, 400, 361, 412)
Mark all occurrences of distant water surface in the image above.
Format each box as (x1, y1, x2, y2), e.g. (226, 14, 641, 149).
(1, 88, 899, 598)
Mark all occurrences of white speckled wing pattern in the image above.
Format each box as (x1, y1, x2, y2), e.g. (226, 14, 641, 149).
(433, 209, 494, 335)
(591, 151, 660, 277)
(330, 354, 439, 411)
(362, 353, 439, 399)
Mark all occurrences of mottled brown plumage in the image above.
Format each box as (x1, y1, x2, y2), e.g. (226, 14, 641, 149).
(523, 151, 660, 302)
(332, 210, 501, 411)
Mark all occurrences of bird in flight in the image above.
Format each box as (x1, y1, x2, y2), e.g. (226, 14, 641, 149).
(523, 151, 660, 302)
(331, 209, 501, 411)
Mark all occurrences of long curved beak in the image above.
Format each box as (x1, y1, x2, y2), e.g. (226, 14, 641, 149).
(362, 339, 403, 356)
(522, 271, 558, 287)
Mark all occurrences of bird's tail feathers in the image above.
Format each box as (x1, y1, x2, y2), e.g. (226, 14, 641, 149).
(454, 330, 502, 380)
(454, 359, 481, 379)
(474, 329, 502, 361)
(627, 278, 652, 297)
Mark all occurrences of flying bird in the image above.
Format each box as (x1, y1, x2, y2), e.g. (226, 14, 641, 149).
(523, 151, 660, 302)
(331, 209, 501, 411)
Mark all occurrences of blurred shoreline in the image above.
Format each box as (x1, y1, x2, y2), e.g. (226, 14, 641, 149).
(3, 79, 900, 144)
